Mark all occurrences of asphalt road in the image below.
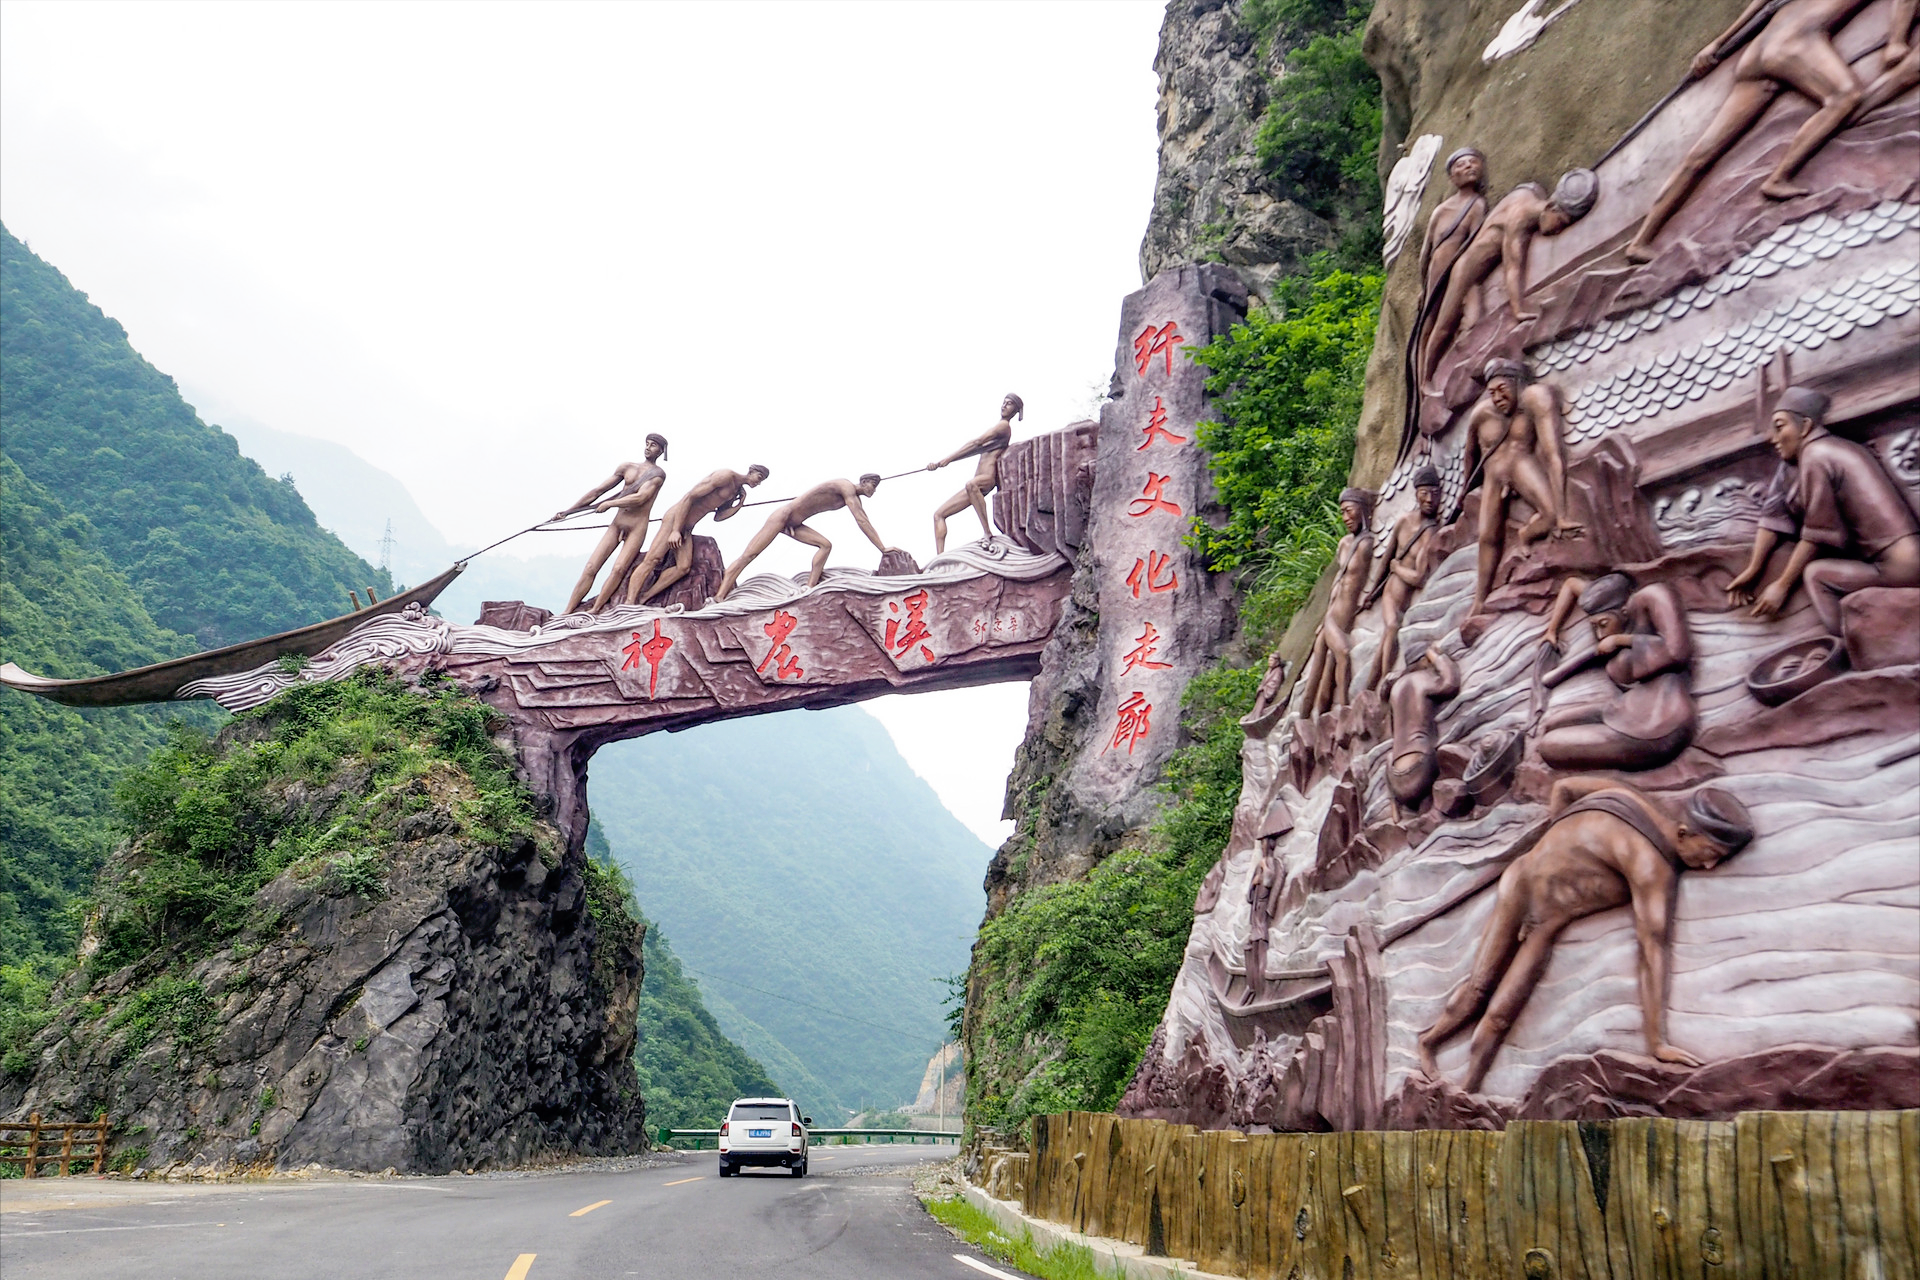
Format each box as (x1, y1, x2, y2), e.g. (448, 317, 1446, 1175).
(0, 1142, 1035, 1280)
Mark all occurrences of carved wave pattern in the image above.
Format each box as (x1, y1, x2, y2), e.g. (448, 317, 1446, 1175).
(1653, 477, 1771, 550)
(1379, 203, 1920, 503)
(177, 610, 455, 712)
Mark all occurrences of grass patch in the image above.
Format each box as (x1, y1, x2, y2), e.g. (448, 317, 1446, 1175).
(923, 1194, 1122, 1280)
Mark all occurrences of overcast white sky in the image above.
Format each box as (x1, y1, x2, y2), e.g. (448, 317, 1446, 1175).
(0, 0, 1167, 844)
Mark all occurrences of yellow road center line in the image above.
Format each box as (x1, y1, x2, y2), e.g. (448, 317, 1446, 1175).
(569, 1200, 611, 1217)
(662, 1176, 704, 1187)
(504, 1254, 536, 1280)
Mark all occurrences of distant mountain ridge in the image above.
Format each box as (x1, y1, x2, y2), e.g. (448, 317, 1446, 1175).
(1, 224, 387, 648)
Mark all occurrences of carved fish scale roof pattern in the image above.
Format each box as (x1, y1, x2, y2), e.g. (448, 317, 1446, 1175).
(1554, 257, 1919, 445)
(1377, 202, 1920, 502)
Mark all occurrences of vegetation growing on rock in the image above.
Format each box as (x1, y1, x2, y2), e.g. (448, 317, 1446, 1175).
(964, 0, 1384, 1136)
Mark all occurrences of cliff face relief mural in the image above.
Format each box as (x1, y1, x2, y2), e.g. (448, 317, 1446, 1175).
(1122, 0, 1919, 1132)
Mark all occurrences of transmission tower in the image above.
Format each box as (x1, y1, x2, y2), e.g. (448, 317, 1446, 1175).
(378, 519, 396, 575)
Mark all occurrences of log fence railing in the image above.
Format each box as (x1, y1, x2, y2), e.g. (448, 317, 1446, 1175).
(996, 1109, 1919, 1280)
(0, 1114, 111, 1177)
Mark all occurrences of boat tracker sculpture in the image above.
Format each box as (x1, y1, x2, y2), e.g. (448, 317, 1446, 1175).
(0, 426, 1102, 849)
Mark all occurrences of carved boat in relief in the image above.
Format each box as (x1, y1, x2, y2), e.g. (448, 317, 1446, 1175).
(0, 563, 465, 707)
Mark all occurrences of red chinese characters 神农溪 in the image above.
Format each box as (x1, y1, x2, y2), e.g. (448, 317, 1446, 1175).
(1128, 473, 1184, 519)
(1125, 551, 1179, 598)
(621, 619, 675, 698)
(756, 609, 804, 681)
(1137, 396, 1188, 451)
(1121, 621, 1174, 676)
(885, 589, 936, 663)
(1133, 321, 1185, 377)
(1107, 690, 1153, 754)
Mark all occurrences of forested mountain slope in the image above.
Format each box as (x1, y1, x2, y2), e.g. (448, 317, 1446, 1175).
(1, 225, 382, 979)
(1, 224, 385, 648)
(585, 818, 783, 1130)
(590, 707, 989, 1122)
(0, 457, 213, 974)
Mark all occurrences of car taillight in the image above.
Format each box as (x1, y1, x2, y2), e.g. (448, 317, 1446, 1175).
(721, 1121, 730, 1136)
(792, 1122, 801, 1137)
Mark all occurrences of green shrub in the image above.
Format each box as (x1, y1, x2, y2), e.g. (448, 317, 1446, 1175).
(109, 975, 212, 1056)
(1255, 3, 1383, 267)
(94, 670, 533, 971)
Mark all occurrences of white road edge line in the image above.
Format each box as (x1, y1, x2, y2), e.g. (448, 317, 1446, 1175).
(953, 1253, 1025, 1280)
(3, 1220, 228, 1237)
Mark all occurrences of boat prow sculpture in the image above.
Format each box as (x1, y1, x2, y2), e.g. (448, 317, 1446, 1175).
(0, 563, 465, 707)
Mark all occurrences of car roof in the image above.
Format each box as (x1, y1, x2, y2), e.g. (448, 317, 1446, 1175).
(730, 1097, 794, 1106)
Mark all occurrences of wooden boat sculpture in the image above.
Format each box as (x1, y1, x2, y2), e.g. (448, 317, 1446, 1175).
(0, 564, 464, 707)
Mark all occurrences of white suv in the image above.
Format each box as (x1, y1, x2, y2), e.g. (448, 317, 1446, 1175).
(718, 1098, 810, 1177)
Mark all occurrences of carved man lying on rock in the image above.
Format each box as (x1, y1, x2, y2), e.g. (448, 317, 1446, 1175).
(1418, 775, 1753, 1094)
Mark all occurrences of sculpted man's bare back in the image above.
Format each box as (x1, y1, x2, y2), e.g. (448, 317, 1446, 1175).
(608, 464, 767, 609)
(713, 474, 895, 601)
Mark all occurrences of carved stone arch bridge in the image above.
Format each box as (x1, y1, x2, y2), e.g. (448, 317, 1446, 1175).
(4, 424, 1099, 845)
(2, 264, 1245, 850)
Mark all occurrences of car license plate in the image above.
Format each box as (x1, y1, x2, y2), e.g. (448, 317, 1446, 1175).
(748, 1128, 772, 1139)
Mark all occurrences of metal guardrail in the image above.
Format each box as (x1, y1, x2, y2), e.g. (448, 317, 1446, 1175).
(661, 1127, 960, 1150)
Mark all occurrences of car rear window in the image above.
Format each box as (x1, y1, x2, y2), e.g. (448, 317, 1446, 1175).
(730, 1105, 791, 1121)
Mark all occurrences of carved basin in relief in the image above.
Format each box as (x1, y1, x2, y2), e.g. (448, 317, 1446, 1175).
(1747, 634, 1850, 707)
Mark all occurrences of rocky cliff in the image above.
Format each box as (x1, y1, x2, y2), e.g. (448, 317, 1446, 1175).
(1139, 0, 1350, 305)
(2, 676, 648, 1174)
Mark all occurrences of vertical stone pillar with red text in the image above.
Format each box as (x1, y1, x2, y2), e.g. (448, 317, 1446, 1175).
(1073, 265, 1245, 812)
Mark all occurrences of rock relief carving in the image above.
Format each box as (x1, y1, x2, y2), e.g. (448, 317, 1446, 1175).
(1416, 777, 1754, 1092)
(1296, 489, 1376, 716)
(1726, 385, 1920, 632)
(1418, 168, 1596, 395)
(1458, 359, 1584, 625)
(1532, 572, 1697, 772)
(1380, 133, 1444, 267)
(1625, 0, 1919, 261)
(1362, 464, 1445, 689)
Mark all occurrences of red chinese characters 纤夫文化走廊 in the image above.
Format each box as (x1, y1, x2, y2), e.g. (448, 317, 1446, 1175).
(1126, 551, 1179, 597)
(1121, 621, 1173, 676)
(1137, 396, 1187, 451)
(1133, 321, 1185, 377)
(756, 609, 804, 681)
(1128, 473, 1184, 519)
(1107, 690, 1153, 754)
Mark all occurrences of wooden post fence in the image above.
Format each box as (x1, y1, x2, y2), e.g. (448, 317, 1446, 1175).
(999, 1110, 1919, 1280)
(0, 1114, 111, 1177)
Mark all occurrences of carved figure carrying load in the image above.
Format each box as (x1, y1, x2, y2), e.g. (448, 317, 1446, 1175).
(1419, 169, 1596, 388)
(1626, 0, 1920, 262)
